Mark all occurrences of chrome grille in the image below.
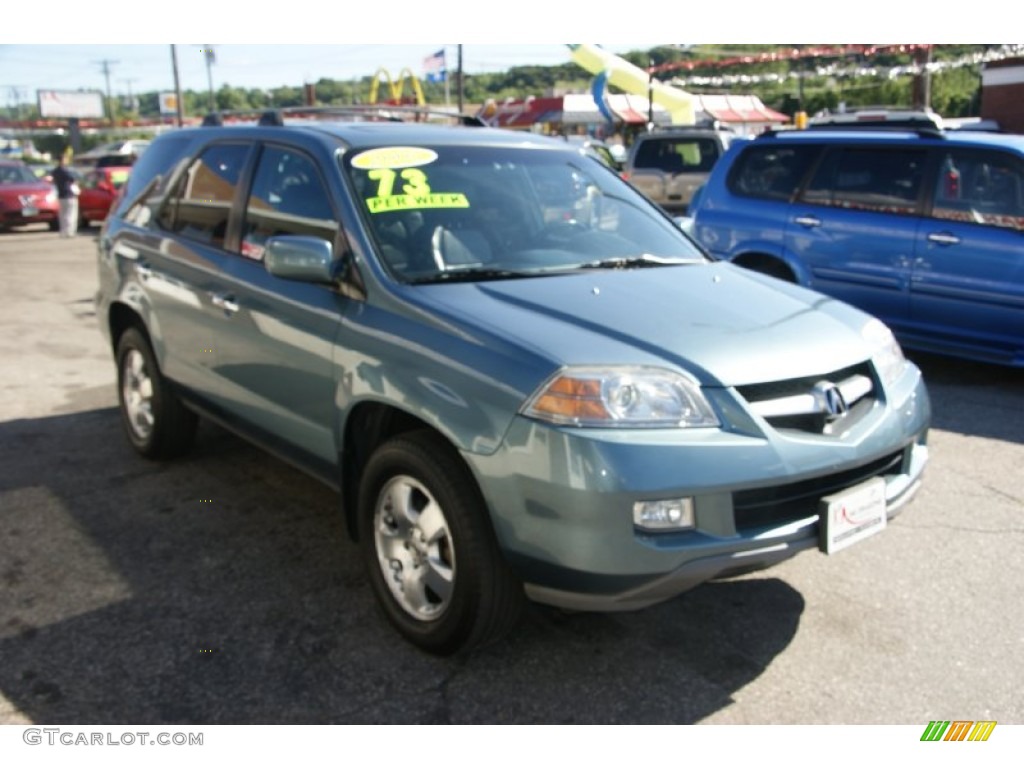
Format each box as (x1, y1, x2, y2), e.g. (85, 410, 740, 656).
(737, 362, 876, 435)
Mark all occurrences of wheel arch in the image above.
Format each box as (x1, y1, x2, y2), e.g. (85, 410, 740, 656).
(339, 401, 471, 542)
(730, 251, 800, 283)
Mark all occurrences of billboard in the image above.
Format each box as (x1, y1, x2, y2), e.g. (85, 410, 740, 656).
(38, 90, 105, 119)
(159, 92, 179, 115)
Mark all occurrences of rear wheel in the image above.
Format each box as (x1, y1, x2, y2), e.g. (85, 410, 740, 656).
(116, 327, 198, 459)
(358, 430, 523, 655)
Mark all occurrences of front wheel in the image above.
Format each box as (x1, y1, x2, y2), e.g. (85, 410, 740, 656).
(116, 327, 198, 459)
(358, 431, 523, 655)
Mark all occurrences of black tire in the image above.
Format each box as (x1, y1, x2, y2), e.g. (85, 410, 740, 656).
(115, 326, 198, 459)
(48, 219, 60, 232)
(358, 430, 524, 655)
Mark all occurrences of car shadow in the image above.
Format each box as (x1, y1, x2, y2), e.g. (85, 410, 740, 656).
(907, 350, 1024, 445)
(0, 406, 803, 724)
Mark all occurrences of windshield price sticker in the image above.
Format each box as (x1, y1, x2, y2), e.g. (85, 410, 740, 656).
(351, 146, 438, 170)
(363, 167, 469, 213)
(366, 193, 469, 213)
(819, 476, 887, 554)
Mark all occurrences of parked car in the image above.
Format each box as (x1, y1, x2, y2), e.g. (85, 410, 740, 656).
(96, 110, 930, 654)
(622, 125, 736, 214)
(0, 159, 59, 231)
(76, 165, 131, 227)
(689, 127, 1024, 367)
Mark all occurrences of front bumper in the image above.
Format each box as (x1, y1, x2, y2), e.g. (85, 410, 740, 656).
(468, 365, 930, 611)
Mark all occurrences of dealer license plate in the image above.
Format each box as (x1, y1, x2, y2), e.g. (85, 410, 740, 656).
(21, 206, 38, 217)
(819, 476, 887, 554)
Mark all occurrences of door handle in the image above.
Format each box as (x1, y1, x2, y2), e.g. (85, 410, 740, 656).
(927, 232, 960, 246)
(136, 263, 153, 280)
(794, 215, 821, 228)
(210, 293, 239, 314)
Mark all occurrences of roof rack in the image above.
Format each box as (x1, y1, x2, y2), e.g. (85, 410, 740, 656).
(758, 125, 945, 140)
(200, 105, 485, 128)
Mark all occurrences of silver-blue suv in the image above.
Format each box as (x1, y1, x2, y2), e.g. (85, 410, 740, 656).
(96, 108, 930, 653)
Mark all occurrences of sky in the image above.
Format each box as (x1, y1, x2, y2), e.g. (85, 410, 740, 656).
(0, 2, 995, 105)
(0, 45, 654, 103)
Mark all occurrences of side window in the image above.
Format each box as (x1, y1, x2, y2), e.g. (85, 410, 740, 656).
(240, 146, 337, 261)
(930, 149, 1024, 231)
(82, 171, 101, 190)
(802, 148, 926, 215)
(728, 145, 820, 201)
(635, 138, 719, 173)
(157, 143, 250, 247)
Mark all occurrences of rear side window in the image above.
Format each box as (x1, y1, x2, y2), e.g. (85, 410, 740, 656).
(728, 145, 820, 201)
(240, 145, 337, 261)
(634, 137, 720, 173)
(115, 134, 194, 218)
(157, 143, 251, 248)
(802, 148, 926, 215)
(931, 148, 1024, 231)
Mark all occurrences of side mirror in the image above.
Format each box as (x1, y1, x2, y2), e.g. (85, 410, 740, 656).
(265, 235, 335, 283)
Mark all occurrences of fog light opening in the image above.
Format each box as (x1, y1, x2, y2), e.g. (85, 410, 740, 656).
(633, 498, 695, 531)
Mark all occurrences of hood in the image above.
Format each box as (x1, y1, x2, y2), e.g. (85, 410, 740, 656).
(407, 262, 877, 388)
(0, 181, 54, 199)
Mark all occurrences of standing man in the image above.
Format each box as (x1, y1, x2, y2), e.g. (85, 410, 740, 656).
(50, 152, 80, 238)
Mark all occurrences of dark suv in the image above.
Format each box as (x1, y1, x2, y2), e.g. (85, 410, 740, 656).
(95, 109, 929, 653)
(690, 127, 1024, 367)
(623, 126, 735, 214)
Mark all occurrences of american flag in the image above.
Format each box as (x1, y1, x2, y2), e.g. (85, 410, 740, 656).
(423, 48, 446, 82)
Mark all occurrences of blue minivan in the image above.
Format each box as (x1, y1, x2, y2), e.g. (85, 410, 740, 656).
(690, 128, 1024, 367)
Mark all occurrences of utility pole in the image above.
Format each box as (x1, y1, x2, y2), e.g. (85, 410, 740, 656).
(912, 46, 933, 111)
(204, 45, 216, 112)
(456, 44, 463, 114)
(120, 78, 138, 113)
(170, 45, 184, 128)
(94, 58, 118, 121)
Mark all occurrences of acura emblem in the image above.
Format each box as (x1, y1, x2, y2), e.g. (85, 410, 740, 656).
(813, 381, 848, 421)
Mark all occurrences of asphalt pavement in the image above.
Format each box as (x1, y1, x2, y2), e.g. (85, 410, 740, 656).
(1, 225, 1021, 724)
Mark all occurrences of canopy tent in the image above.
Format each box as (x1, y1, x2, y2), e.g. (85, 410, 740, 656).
(479, 94, 670, 129)
(687, 94, 790, 131)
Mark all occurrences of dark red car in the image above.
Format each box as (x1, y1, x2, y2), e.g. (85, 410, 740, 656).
(77, 165, 132, 227)
(0, 159, 59, 232)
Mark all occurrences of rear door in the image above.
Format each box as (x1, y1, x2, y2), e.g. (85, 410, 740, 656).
(141, 141, 255, 404)
(785, 145, 927, 329)
(910, 146, 1024, 363)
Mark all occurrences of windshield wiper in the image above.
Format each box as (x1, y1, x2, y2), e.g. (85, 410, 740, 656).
(576, 254, 702, 270)
(408, 267, 542, 284)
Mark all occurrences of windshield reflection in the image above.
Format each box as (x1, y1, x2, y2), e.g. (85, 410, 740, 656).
(343, 145, 707, 283)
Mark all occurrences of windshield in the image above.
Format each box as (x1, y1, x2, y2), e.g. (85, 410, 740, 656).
(0, 164, 39, 184)
(342, 144, 707, 283)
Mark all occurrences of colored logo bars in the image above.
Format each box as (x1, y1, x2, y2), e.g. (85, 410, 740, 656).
(920, 721, 997, 742)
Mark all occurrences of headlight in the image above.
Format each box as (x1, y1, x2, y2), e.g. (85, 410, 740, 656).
(45, 190, 57, 203)
(522, 366, 719, 428)
(862, 318, 907, 387)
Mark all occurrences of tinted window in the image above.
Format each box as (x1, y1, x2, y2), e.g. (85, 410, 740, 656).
(240, 145, 337, 261)
(930, 148, 1024, 231)
(728, 145, 820, 201)
(115, 133, 196, 219)
(635, 138, 720, 172)
(802, 148, 926, 215)
(158, 143, 250, 247)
